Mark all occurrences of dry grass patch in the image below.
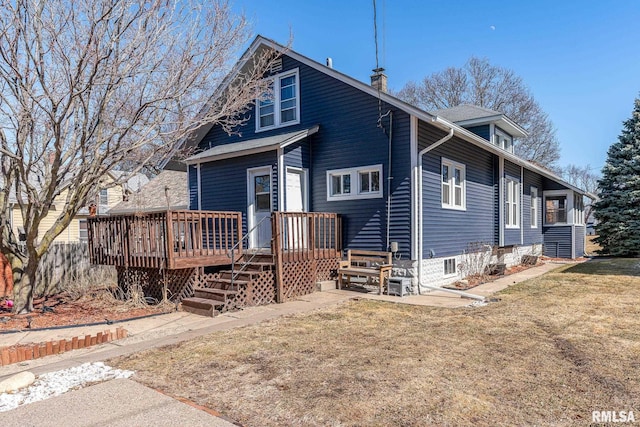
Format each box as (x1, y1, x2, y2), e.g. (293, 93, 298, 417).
(113, 259, 640, 426)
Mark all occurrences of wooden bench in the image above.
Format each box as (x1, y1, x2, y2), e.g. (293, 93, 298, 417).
(338, 250, 393, 295)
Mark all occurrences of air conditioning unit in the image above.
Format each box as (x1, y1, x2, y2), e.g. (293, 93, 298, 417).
(387, 277, 412, 297)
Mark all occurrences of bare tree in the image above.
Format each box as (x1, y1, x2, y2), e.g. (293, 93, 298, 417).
(561, 164, 600, 222)
(0, 0, 279, 313)
(395, 57, 561, 167)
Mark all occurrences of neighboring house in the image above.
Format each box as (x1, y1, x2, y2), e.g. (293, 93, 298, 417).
(180, 35, 589, 290)
(109, 170, 188, 214)
(10, 171, 148, 244)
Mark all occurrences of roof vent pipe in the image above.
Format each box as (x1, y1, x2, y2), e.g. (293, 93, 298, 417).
(326, 57, 333, 68)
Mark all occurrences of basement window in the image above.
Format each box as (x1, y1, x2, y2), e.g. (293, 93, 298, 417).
(444, 258, 457, 276)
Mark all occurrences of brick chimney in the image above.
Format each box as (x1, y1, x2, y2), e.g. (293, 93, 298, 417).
(370, 67, 387, 93)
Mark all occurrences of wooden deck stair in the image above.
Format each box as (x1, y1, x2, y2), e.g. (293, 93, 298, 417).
(181, 254, 275, 317)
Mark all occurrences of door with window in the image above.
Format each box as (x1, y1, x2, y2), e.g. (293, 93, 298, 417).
(285, 167, 308, 250)
(248, 167, 272, 248)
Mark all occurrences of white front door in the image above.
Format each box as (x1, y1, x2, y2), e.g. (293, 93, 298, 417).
(285, 167, 306, 212)
(248, 167, 272, 248)
(285, 168, 308, 250)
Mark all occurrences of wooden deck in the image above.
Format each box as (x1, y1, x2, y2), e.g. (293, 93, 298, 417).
(87, 210, 242, 269)
(88, 210, 343, 308)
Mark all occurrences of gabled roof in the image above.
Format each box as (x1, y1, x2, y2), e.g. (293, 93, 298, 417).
(432, 104, 527, 138)
(107, 171, 149, 193)
(186, 125, 319, 164)
(109, 170, 188, 214)
(181, 35, 585, 195)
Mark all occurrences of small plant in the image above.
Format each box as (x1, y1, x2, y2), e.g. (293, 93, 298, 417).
(457, 242, 493, 283)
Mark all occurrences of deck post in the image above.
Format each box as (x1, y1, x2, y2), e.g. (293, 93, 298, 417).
(273, 212, 284, 303)
(165, 211, 174, 269)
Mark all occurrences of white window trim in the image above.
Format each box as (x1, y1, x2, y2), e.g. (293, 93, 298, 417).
(326, 164, 383, 201)
(530, 186, 538, 228)
(443, 258, 457, 277)
(494, 128, 514, 153)
(441, 158, 466, 211)
(574, 192, 585, 226)
(505, 177, 520, 229)
(543, 190, 571, 226)
(255, 68, 300, 132)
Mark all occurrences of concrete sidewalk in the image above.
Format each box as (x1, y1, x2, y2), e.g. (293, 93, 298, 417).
(2, 378, 236, 427)
(0, 260, 570, 425)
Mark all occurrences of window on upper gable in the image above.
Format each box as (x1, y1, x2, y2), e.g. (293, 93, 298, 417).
(256, 69, 300, 132)
(494, 129, 514, 153)
(327, 165, 383, 201)
(441, 158, 465, 210)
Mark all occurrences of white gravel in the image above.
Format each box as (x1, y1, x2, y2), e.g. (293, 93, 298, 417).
(0, 362, 133, 412)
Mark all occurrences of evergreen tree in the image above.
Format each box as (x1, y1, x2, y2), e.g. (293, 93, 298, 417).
(594, 96, 640, 256)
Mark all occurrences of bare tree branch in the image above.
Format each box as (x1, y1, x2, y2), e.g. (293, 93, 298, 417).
(0, 0, 280, 313)
(395, 56, 561, 167)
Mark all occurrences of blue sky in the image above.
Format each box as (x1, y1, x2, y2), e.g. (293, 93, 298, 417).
(233, 1, 640, 172)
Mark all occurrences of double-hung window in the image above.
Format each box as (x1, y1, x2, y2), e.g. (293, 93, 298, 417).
(256, 69, 300, 131)
(505, 178, 519, 228)
(574, 194, 585, 225)
(327, 165, 382, 201)
(530, 187, 538, 228)
(494, 129, 514, 153)
(441, 158, 465, 210)
(545, 195, 567, 224)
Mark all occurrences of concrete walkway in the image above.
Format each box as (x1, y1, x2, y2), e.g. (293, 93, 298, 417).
(0, 260, 570, 425)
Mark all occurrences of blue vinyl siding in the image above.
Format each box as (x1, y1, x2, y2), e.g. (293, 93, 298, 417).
(195, 54, 412, 257)
(283, 140, 310, 170)
(542, 177, 569, 191)
(503, 160, 521, 246)
(523, 169, 544, 245)
(419, 122, 496, 257)
(543, 226, 572, 258)
(575, 225, 585, 257)
(198, 152, 277, 236)
(188, 165, 198, 210)
(465, 125, 491, 141)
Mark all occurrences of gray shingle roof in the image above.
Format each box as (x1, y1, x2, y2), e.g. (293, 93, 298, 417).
(109, 170, 188, 214)
(185, 125, 319, 164)
(431, 104, 502, 122)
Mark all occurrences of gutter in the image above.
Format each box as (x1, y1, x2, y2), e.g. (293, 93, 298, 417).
(415, 121, 485, 301)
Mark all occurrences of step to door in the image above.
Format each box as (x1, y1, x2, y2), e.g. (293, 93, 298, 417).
(181, 297, 221, 317)
(194, 287, 238, 302)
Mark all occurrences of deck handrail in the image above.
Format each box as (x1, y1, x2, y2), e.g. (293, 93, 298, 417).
(228, 215, 271, 289)
(88, 210, 242, 269)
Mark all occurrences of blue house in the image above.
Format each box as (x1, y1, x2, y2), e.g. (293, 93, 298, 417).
(180, 36, 588, 292)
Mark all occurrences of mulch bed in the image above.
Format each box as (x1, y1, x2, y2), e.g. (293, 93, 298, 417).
(443, 261, 543, 291)
(0, 292, 168, 331)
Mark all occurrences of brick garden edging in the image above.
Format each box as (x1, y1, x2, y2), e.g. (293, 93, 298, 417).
(0, 327, 128, 367)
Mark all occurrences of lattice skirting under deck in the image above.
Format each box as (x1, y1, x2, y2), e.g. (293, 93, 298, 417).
(115, 266, 196, 303)
(279, 258, 340, 302)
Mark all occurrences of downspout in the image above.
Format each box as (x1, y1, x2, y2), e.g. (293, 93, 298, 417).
(379, 110, 393, 251)
(416, 124, 485, 301)
(196, 163, 202, 210)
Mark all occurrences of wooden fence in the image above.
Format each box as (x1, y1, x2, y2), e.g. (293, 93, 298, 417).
(30, 243, 115, 297)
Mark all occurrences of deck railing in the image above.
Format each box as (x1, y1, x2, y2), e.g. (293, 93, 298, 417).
(88, 210, 242, 269)
(272, 212, 342, 263)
